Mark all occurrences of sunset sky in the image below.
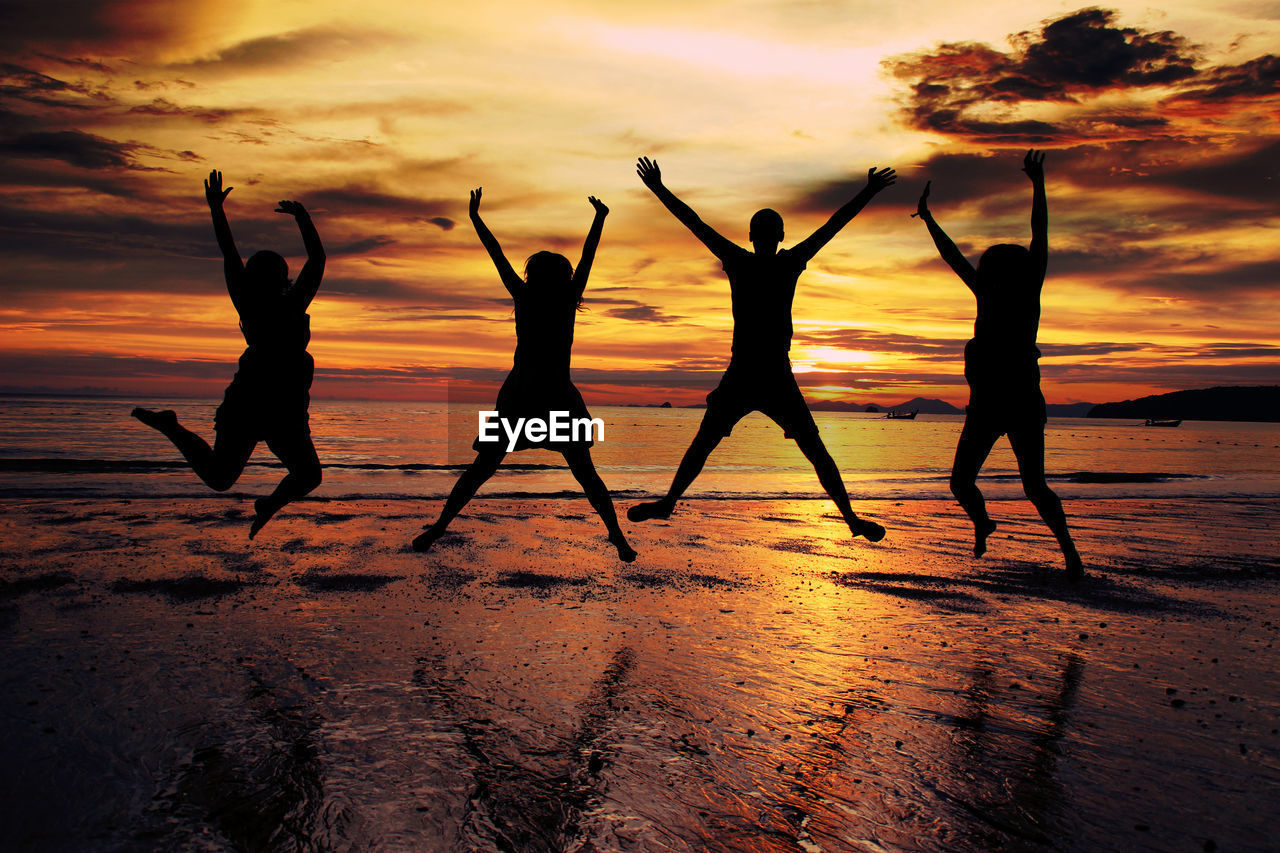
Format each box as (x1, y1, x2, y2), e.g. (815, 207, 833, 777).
(1, 0, 1277, 406)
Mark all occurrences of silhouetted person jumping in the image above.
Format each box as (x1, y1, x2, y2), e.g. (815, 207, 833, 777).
(132, 170, 325, 539)
(413, 189, 636, 562)
(916, 150, 1082, 579)
(628, 157, 895, 542)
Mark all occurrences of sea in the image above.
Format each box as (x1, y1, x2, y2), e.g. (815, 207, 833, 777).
(2, 395, 1278, 504)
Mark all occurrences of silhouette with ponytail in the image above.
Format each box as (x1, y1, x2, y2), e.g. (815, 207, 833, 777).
(916, 150, 1082, 579)
(132, 170, 324, 539)
(413, 188, 636, 562)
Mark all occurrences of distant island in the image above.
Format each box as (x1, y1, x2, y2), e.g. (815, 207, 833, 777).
(672, 385, 1280, 423)
(1088, 386, 1280, 422)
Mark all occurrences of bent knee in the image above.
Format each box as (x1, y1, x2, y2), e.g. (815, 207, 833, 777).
(296, 466, 322, 493)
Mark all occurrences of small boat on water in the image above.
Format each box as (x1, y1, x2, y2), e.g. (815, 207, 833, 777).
(886, 410, 919, 420)
(1144, 418, 1182, 427)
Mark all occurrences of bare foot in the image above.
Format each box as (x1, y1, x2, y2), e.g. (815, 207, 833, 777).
(627, 499, 673, 523)
(851, 518, 886, 542)
(248, 497, 281, 540)
(1064, 550, 1084, 582)
(609, 532, 638, 563)
(974, 519, 998, 557)
(412, 525, 444, 553)
(131, 407, 177, 433)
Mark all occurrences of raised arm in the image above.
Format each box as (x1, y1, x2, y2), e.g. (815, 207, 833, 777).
(469, 188, 522, 296)
(1023, 149, 1048, 282)
(572, 196, 608, 299)
(790, 166, 896, 264)
(915, 180, 978, 291)
(276, 200, 325, 309)
(636, 157, 740, 262)
(205, 170, 246, 306)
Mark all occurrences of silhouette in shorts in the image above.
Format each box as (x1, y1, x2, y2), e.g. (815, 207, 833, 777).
(413, 188, 636, 562)
(628, 157, 895, 542)
(916, 150, 1082, 579)
(132, 170, 325, 539)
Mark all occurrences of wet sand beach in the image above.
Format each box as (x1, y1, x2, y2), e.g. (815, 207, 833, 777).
(2, 496, 1278, 851)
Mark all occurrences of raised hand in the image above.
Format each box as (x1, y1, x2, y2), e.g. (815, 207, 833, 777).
(636, 156, 662, 190)
(1022, 149, 1045, 182)
(865, 166, 897, 194)
(588, 196, 609, 217)
(275, 200, 307, 217)
(469, 187, 482, 218)
(204, 169, 232, 207)
(913, 180, 931, 218)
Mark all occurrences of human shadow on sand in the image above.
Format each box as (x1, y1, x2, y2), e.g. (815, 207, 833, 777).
(145, 672, 330, 850)
(412, 646, 635, 851)
(293, 572, 402, 592)
(830, 564, 1199, 615)
(110, 576, 253, 601)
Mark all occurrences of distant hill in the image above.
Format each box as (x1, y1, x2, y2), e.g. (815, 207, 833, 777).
(807, 400, 871, 412)
(1046, 402, 1096, 418)
(886, 397, 964, 415)
(805, 397, 964, 414)
(1088, 386, 1280, 422)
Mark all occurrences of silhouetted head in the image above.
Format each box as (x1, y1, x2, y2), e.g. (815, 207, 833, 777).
(749, 208, 785, 253)
(523, 251, 582, 308)
(977, 244, 1033, 288)
(245, 250, 291, 296)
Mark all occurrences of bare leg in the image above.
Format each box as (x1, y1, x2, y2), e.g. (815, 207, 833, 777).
(1008, 427, 1083, 579)
(628, 412, 730, 522)
(950, 417, 1001, 557)
(413, 446, 506, 552)
(131, 407, 254, 492)
(791, 430, 885, 542)
(249, 433, 323, 539)
(562, 447, 637, 563)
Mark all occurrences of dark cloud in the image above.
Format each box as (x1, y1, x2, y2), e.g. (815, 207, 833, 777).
(1129, 260, 1280, 297)
(797, 151, 1017, 211)
(585, 296, 682, 324)
(0, 129, 128, 169)
(126, 97, 246, 123)
(303, 186, 459, 223)
(0, 129, 192, 171)
(0, 62, 103, 109)
(1044, 360, 1280, 389)
(1016, 8, 1197, 88)
(1173, 54, 1280, 101)
(794, 327, 965, 359)
(881, 7, 1275, 145)
(1154, 139, 1280, 204)
(325, 235, 396, 257)
(173, 26, 409, 73)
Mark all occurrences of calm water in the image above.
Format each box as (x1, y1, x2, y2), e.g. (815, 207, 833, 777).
(1, 396, 1278, 502)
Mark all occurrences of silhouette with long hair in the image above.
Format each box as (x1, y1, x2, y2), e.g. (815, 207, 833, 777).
(916, 150, 1082, 579)
(132, 170, 325, 539)
(627, 157, 895, 542)
(413, 188, 636, 562)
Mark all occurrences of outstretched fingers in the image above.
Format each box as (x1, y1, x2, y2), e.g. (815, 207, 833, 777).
(588, 195, 609, 216)
(204, 169, 231, 204)
(866, 166, 897, 192)
(274, 200, 305, 216)
(469, 187, 482, 216)
(636, 156, 661, 186)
